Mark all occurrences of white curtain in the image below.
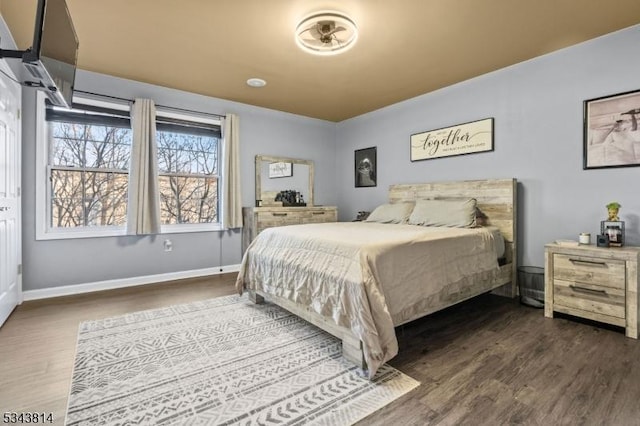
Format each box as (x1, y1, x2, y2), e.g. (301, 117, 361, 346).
(222, 113, 242, 229)
(127, 98, 161, 235)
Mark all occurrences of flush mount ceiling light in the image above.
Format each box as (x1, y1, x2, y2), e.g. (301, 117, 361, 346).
(295, 11, 358, 56)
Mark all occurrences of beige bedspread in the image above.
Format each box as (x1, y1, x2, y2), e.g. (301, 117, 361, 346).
(236, 222, 501, 378)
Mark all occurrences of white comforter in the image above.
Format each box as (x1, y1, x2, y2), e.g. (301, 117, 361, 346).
(236, 222, 500, 378)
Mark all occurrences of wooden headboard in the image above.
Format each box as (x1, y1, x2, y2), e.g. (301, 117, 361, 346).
(389, 178, 518, 295)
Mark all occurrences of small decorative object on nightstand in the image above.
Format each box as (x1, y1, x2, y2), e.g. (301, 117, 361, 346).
(606, 201, 621, 221)
(596, 234, 609, 247)
(601, 201, 625, 247)
(544, 242, 640, 339)
(354, 211, 370, 221)
(579, 233, 591, 245)
(601, 221, 625, 247)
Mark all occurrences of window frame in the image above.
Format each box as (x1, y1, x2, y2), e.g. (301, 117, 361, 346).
(36, 91, 131, 240)
(35, 93, 224, 240)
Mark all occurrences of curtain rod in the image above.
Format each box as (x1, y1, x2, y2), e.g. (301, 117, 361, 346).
(74, 90, 226, 119)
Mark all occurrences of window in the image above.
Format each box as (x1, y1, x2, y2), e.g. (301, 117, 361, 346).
(36, 93, 223, 240)
(155, 111, 221, 229)
(39, 96, 132, 238)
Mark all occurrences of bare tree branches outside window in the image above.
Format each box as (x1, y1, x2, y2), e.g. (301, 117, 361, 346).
(157, 131, 219, 224)
(49, 121, 131, 228)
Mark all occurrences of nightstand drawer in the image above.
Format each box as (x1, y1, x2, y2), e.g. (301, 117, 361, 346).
(553, 279, 625, 319)
(553, 254, 625, 290)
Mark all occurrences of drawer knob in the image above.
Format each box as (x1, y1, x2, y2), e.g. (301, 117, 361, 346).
(569, 284, 607, 296)
(272, 213, 288, 216)
(312, 211, 325, 215)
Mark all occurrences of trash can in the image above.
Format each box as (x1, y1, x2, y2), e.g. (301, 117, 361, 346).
(518, 266, 545, 308)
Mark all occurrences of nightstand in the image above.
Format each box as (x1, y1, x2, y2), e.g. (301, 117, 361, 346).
(544, 243, 640, 338)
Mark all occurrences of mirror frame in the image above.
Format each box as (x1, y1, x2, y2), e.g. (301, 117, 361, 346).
(255, 155, 314, 206)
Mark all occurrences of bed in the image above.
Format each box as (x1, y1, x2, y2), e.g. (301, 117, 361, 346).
(236, 178, 517, 378)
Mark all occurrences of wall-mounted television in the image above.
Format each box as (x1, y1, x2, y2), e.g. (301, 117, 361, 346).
(21, 0, 79, 108)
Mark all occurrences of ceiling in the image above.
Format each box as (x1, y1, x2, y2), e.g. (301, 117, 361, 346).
(2, 0, 640, 122)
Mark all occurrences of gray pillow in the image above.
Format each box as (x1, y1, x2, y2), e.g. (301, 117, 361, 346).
(365, 202, 414, 224)
(408, 198, 477, 228)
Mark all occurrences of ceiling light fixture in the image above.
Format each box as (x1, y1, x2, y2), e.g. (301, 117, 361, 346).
(295, 11, 358, 56)
(246, 78, 267, 87)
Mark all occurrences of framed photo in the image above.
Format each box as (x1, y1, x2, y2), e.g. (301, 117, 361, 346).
(355, 147, 376, 187)
(600, 220, 625, 247)
(584, 89, 640, 169)
(268, 162, 293, 178)
(410, 118, 494, 162)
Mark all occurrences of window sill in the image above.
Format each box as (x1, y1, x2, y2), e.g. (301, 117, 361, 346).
(35, 223, 224, 240)
(161, 223, 224, 234)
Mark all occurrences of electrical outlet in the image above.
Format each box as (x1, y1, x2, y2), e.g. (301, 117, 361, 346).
(163, 239, 173, 252)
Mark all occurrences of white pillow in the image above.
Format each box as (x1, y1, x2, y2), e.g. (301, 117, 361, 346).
(408, 198, 477, 228)
(365, 202, 414, 224)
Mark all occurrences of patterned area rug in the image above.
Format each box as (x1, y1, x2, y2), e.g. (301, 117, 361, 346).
(66, 295, 419, 425)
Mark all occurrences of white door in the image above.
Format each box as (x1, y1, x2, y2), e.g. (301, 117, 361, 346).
(0, 58, 22, 327)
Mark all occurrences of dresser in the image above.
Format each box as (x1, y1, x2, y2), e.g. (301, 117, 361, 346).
(544, 243, 640, 338)
(242, 206, 338, 253)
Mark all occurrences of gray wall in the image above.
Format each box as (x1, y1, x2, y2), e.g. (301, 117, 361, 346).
(335, 25, 640, 268)
(20, 70, 337, 290)
(0, 15, 21, 77)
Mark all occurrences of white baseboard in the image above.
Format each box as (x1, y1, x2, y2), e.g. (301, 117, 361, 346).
(22, 264, 241, 302)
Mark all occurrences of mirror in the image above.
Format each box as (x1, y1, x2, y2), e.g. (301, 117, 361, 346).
(255, 155, 314, 206)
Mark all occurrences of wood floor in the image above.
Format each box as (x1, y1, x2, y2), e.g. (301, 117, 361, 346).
(1, 274, 639, 425)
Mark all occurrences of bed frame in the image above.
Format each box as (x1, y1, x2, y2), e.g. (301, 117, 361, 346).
(249, 178, 518, 369)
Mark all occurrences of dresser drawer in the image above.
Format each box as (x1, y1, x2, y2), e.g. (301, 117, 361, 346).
(553, 279, 625, 319)
(243, 206, 339, 253)
(256, 211, 302, 230)
(301, 209, 337, 223)
(553, 253, 625, 290)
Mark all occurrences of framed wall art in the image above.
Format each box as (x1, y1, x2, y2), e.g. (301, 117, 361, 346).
(584, 89, 640, 169)
(410, 117, 494, 162)
(354, 147, 376, 187)
(601, 220, 625, 247)
(268, 161, 293, 178)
